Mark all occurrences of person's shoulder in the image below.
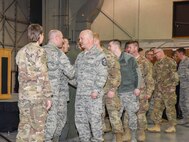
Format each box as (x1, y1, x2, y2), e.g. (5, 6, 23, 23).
(185, 56, 189, 62)
(94, 46, 106, 58)
(123, 52, 135, 60)
(165, 56, 176, 64)
(141, 55, 151, 63)
(76, 50, 84, 59)
(42, 43, 56, 51)
(103, 47, 114, 57)
(17, 43, 32, 54)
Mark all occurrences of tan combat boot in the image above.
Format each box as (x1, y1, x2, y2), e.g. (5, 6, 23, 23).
(165, 126, 176, 133)
(147, 124, 160, 132)
(123, 128, 131, 141)
(137, 129, 146, 141)
(115, 133, 123, 142)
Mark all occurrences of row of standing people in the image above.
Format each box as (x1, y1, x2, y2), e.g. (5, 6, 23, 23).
(145, 47, 189, 127)
(16, 24, 108, 142)
(16, 23, 185, 142)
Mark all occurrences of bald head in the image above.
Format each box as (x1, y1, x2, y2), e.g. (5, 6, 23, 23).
(79, 29, 94, 50)
(48, 30, 64, 48)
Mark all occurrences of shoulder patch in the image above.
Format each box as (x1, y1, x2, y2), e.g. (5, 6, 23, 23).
(102, 57, 107, 66)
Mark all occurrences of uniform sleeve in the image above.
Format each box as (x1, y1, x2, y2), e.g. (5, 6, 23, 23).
(143, 61, 154, 97)
(185, 59, 189, 80)
(38, 50, 52, 98)
(106, 53, 121, 91)
(16, 50, 27, 81)
(169, 60, 179, 87)
(109, 58, 121, 90)
(152, 63, 157, 82)
(92, 54, 108, 95)
(59, 51, 75, 80)
(131, 57, 142, 89)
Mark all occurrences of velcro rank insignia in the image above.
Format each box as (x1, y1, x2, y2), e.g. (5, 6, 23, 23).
(102, 57, 107, 66)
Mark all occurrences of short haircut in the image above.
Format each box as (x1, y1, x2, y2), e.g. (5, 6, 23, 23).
(153, 47, 163, 51)
(48, 30, 62, 40)
(138, 47, 143, 52)
(27, 24, 43, 42)
(176, 47, 186, 54)
(80, 29, 94, 39)
(109, 39, 122, 47)
(125, 40, 139, 50)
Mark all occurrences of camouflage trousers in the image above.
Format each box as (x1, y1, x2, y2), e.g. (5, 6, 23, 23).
(151, 90, 177, 125)
(119, 92, 139, 131)
(180, 87, 189, 119)
(45, 95, 67, 141)
(16, 99, 47, 142)
(102, 93, 123, 133)
(137, 98, 149, 130)
(75, 95, 103, 142)
(146, 94, 154, 122)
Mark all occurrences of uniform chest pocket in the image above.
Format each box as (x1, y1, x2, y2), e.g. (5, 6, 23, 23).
(87, 58, 97, 67)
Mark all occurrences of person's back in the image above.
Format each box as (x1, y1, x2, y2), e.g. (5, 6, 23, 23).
(16, 24, 52, 142)
(17, 43, 47, 99)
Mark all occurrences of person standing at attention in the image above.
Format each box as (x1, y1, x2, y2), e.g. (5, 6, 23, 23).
(126, 40, 154, 141)
(108, 39, 141, 142)
(74, 29, 108, 142)
(93, 33, 123, 142)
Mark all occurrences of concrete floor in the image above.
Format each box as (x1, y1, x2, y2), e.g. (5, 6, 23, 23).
(0, 125, 189, 142)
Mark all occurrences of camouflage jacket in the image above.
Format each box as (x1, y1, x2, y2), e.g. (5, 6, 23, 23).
(136, 55, 154, 98)
(75, 46, 108, 96)
(16, 42, 52, 100)
(43, 42, 75, 98)
(178, 56, 189, 88)
(153, 56, 179, 91)
(102, 47, 121, 93)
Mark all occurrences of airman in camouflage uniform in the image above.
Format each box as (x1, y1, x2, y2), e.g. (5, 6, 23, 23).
(43, 30, 75, 142)
(16, 24, 52, 142)
(127, 41, 154, 141)
(145, 49, 155, 124)
(148, 47, 179, 133)
(93, 33, 123, 142)
(74, 30, 108, 142)
(108, 40, 142, 142)
(176, 48, 189, 125)
(55, 38, 71, 140)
